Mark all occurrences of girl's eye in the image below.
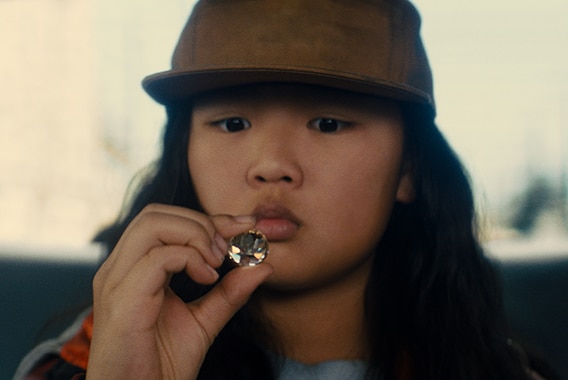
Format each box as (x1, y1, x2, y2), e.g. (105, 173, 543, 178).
(310, 118, 352, 133)
(215, 117, 251, 132)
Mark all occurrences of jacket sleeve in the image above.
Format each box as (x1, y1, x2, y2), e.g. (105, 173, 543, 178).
(14, 309, 92, 380)
(23, 356, 85, 380)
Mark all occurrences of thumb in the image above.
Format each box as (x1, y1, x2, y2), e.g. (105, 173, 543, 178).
(187, 263, 273, 344)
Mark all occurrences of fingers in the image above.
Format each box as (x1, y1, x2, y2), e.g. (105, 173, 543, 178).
(95, 244, 220, 332)
(97, 204, 256, 292)
(211, 214, 256, 239)
(102, 205, 217, 282)
(88, 204, 268, 380)
(187, 263, 274, 346)
(93, 204, 259, 312)
(120, 244, 220, 305)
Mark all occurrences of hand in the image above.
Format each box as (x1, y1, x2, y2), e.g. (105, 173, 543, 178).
(86, 204, 273, 380)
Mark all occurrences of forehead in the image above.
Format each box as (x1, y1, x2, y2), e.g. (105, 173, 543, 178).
(192, 83, 399, 115)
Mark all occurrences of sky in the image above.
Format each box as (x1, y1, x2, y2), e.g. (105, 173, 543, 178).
(0, 0, 566, 252)
(414, 0, 567, 208)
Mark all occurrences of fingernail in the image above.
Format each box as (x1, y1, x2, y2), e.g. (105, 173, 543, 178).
(233, 215, 256, 224)
(207, 265, 220, 281)
(211, 240, 225, 263)
(215, 233, 227, 253)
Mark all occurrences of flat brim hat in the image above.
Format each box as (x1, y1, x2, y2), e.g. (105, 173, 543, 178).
(143, 0, 435, 115)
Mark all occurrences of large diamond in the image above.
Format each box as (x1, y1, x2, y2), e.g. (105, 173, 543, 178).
(227, 229, 269, 267)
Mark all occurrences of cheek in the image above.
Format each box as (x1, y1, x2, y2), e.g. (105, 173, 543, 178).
(314, 147, 404, 248)
(187, 138, 236, 213)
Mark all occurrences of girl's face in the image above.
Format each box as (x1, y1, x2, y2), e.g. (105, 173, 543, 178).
(189, 84, 413, 291)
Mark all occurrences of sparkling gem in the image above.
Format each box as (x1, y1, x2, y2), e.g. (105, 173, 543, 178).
(227, 229, 269, 267)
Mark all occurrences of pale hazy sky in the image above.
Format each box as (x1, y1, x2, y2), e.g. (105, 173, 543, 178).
(415, 0, 567, 206)
(1, 0, 566, 249)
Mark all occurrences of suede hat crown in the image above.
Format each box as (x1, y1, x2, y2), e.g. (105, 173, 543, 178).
(143, 0, 434, 115)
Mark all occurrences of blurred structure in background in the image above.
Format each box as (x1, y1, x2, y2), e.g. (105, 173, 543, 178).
(1, 0, 567, 259)
(0, 0, 195, 251)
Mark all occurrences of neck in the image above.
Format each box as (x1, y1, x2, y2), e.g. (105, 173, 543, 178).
(254, 263, 372, 364)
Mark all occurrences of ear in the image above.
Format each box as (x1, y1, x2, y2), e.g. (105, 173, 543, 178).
(395, 162, 415, 203)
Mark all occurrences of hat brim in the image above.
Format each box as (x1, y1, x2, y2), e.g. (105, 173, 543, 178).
(142, 67, 434, 109)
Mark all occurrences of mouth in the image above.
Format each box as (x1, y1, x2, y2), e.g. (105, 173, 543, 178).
(252, 204, 300, 242)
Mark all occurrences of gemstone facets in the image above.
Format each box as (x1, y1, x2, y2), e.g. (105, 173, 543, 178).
(227, 229, 269, 267)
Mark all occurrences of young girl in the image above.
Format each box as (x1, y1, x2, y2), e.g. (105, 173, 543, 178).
(17, 0, 546, 379)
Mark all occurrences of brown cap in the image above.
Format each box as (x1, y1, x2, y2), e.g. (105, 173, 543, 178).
(142, 0, 434, 114)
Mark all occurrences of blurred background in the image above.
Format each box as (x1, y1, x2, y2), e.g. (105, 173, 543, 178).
(1, 0, 567, 260)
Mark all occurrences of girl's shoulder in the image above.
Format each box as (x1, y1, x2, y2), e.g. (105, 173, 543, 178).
(13, 309, 91, 380)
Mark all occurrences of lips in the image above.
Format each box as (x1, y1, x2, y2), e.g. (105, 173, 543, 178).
(252, 204, 300, 241)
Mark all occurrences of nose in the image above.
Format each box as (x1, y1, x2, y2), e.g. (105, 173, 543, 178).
(246, 131, 304, 189)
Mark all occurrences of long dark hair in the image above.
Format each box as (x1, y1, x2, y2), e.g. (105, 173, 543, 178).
(93, 101, 531, 380)
(365, 104, 530, 379)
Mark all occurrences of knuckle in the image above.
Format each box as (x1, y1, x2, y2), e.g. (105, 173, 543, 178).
(188, 307, 216, 348)
(92, 270, 103, 291)
(92, 264, 110, 296)
(217, 281, 241, 310)
(140, 203, 164, 214)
